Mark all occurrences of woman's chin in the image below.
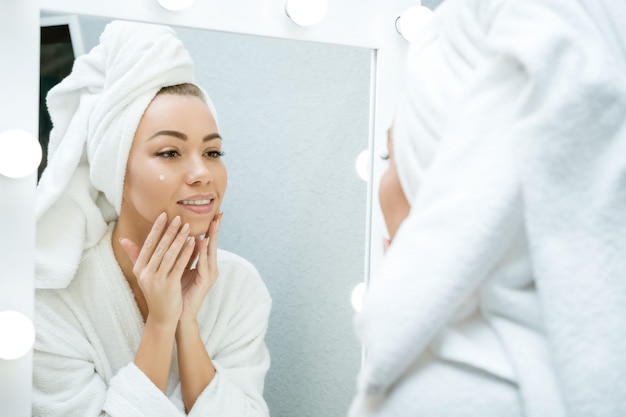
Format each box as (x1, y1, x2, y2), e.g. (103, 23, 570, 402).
(188, 227, 207, 238)
(188, 221, 212, 237)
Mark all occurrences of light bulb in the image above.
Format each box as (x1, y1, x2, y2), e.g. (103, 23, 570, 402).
(351, 282, 366, 312)
(396, 6, 433, 43)
(285, 0, 329, 27)
(355, 149, 370, 181)
(0, 129, 42, 179)
(156, 0, 195, 11)
(0, 311, 36, 360)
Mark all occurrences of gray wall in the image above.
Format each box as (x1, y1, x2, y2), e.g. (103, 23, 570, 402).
(78, 17, 370, 417)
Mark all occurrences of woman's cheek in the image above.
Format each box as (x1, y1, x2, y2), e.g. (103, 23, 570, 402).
(137, 169, 168, 210)
(379, 169, 396, 234)
(378, 165, 410, 241)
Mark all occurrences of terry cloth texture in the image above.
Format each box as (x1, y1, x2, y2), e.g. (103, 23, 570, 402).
(351, 0, 626, 416)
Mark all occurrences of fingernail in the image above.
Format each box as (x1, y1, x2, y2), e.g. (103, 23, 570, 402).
(157, 212, 167, 223)
(181, 223, 189, 234)
(172, 216, 181, 226)
(187, 236, 195, 245)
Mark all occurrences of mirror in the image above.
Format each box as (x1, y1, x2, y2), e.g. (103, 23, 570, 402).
(0, 0, 431, 416)
(39, 12, 370, 416)
(40, 11, 370, 417)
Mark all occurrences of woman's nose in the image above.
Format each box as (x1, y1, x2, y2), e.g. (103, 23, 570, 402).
(185, 156, 213, 184)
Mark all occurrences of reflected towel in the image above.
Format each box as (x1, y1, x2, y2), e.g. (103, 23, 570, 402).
(36, 20, 195, 289)
(355, 0, 626, 415)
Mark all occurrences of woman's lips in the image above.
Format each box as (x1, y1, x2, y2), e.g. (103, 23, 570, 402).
(177, 198, 215, 214)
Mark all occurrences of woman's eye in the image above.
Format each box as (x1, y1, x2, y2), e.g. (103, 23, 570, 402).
(156, 150, 179, 159)
(206, 150, 225, 159)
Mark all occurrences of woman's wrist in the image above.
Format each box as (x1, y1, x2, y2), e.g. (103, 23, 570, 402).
(136, 315, 178, 393)
(176, 317, 200, 340)
(145, 314, 179, 335)
(175, 315, 215, 412)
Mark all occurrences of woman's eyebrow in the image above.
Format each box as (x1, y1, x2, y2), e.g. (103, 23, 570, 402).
(148, 130, 187, 141)
(147, 131, 222, 141)
(203, 133, 222, 142)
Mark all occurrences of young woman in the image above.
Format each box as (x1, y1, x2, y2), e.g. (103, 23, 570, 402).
(33, 21, 271, 417)
(350, 0, 626, 416)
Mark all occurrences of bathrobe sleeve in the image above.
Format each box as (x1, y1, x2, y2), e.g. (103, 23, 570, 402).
(33, 289, 189, 417)
(33, 289, 107, 417)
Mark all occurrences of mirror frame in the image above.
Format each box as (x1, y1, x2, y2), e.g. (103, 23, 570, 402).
(0, 0, 415, 414)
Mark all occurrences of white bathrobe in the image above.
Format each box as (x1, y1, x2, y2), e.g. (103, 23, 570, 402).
(350, 0, 626, 416)
(33, 224, 272, 417)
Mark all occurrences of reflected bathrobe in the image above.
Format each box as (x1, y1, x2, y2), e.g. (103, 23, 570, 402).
(33, 224, 272, 417)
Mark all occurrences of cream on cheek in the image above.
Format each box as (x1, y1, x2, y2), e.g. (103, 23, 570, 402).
(126, 155, 172, 222)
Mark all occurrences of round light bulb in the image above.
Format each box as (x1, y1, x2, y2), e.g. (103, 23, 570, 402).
(351, 282, 366, 312)
(355, 149, 370, 181)
(0, 311, 36, 360)
(156, 0, 195, 11)
(0, 129, 42, 179)
(285, 0, 329, 27)
(396, 6, 433, 43)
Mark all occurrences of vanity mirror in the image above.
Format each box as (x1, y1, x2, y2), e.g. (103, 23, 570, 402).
(0, 1, 441, 416)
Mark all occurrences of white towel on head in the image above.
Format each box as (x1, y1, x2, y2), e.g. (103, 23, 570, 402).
(36, 20, 196, 289)
(355, 0, 626, 415)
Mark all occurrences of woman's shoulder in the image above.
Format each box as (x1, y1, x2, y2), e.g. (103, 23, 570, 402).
(216, 248, 259, 273)
(215, 248, 270, 302)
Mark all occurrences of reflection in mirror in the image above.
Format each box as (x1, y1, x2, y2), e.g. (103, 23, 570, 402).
(39, 13, 371, 417)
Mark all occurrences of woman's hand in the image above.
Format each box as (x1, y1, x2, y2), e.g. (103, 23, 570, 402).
(119, 212, 196, 328)
(178, 213, 223, 326)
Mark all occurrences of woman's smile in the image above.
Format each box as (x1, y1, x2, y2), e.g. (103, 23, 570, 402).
(177, 194, 216, 215)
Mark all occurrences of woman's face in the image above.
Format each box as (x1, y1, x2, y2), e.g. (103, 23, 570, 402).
(378, 127, 410, 244)
(121, 93, 227, 237)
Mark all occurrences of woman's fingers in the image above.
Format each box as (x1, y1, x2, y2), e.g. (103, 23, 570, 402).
(158, 222, 193, 274)
(170, 236, 196, 278)
(197, 215, 221, 274)
(133, 212, 168, 272)
(196, 236, 210, 273)
(207, 217, 220, 261)
(185, 237, 201, 270)
(144, 215, 184, 274)
(131, 212, 223, 282)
